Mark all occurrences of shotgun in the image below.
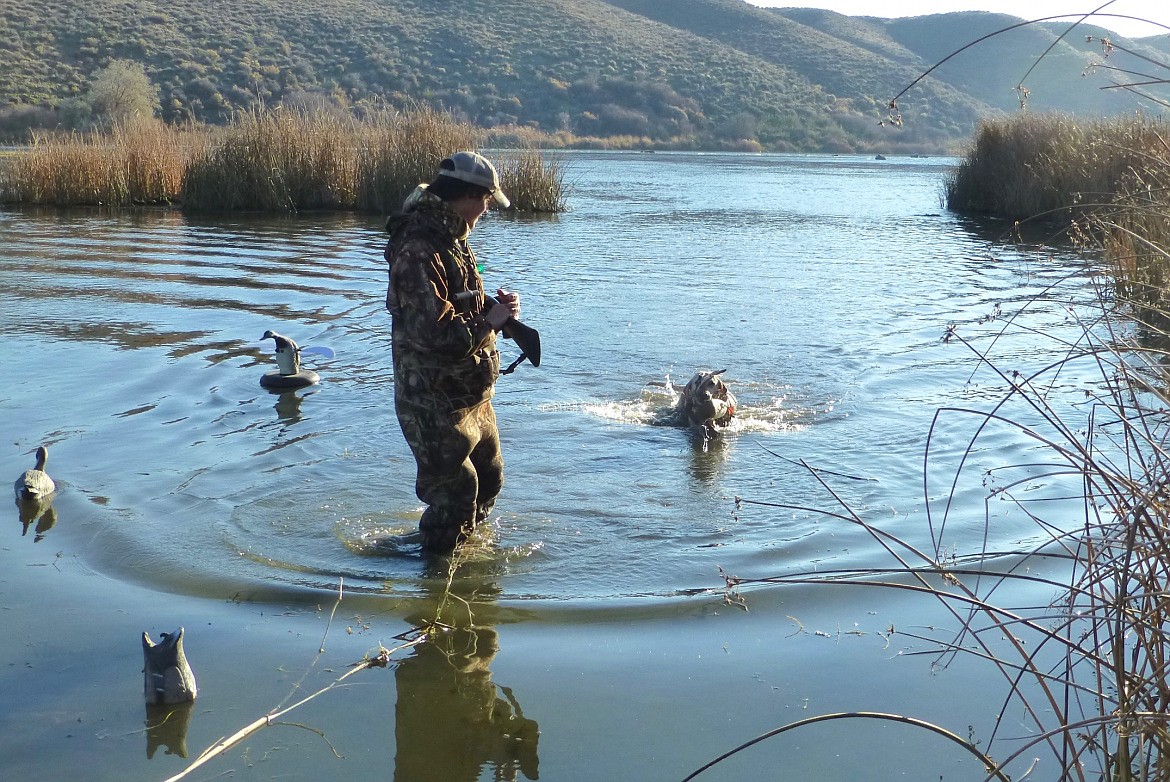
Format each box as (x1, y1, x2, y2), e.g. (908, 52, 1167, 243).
(483, 293, 541, 372)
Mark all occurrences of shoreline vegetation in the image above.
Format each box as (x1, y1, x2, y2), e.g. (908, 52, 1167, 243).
(0, 105, 567, 214)
(946, 111, 1170, 308)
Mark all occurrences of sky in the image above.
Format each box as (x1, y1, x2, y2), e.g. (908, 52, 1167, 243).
(747, 0, 1169, 40)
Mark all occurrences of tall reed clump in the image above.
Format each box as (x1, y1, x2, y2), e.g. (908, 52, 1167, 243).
(0, 105, 568, 213)
(354, 104, 481, 215)
(182, 106, 359, 212)
(687, 277, 1170, 781)
(946, 112, 1170, 221)
(1082, 133, 1170, 316)
(118, 119, 204, 204)
(495, 146, 568, 213)
(0, 119, 194, 206)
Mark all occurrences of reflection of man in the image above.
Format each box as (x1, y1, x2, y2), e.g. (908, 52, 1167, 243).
(393, 624, 539, 781)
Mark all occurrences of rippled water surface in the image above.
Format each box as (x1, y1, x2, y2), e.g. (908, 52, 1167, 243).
(1, 152, 1099, 607)
(0, 152, 1111, 781)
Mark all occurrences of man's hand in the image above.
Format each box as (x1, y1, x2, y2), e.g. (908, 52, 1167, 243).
(487, 288, 520, 330)
(496, 288, 520, 318)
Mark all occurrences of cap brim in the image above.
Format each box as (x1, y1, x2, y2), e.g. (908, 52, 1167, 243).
(491, 190, 511, 209)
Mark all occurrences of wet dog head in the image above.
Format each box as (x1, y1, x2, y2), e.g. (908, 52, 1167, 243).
(678, 369, 737, 431)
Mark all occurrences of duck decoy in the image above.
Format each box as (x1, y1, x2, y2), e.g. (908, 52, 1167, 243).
(142, 627, 198, 705)
(14, 445, 55, 502)
(259, 330, 333, 390)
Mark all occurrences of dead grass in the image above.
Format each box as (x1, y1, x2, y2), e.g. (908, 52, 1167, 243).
(0, 106, 567, 213)
(946, 112, 1170, 221)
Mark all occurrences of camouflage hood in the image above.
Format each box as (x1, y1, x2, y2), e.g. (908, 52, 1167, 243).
(384, 184, 499, 412)
(387, 185, 470, 245)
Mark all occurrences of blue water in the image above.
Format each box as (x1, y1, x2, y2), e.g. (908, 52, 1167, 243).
(0, 152, 1100, 605)
(0, 151, 1110, 781)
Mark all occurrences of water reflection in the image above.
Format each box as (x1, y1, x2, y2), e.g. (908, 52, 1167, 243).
(394, 570, 540, 781)
(14, 496, 57, 542)
(271, 389, 307, 423)
(144, 702, 194, 759)
(687, 431, 732, 483)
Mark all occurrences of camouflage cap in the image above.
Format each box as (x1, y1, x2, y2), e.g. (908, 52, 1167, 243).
(438, 151, 511, 209)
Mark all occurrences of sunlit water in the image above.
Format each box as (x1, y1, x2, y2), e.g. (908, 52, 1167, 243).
(1, 152, 1103, 612)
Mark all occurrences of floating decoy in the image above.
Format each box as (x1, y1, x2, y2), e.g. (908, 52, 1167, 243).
(14, 445, 55, 502)
(259, 330, 334, 390)
(142, 627, 198, 705)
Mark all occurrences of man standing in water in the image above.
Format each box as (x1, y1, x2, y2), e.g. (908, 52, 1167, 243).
(384, 151, 520, 554)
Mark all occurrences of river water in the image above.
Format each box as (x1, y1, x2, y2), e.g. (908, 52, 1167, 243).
(0, 152, 1107, 781)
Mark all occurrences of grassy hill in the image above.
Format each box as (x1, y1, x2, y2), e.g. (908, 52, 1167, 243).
(1, 0, 1167, 151)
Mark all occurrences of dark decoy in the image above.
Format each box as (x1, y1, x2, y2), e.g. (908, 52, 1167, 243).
(142, 627, 198, 705)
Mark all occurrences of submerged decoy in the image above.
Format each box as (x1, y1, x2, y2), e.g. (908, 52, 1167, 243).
(14, 445, 55, 501)
(259, 329, 333, 390)
(142, 627, 198, 705)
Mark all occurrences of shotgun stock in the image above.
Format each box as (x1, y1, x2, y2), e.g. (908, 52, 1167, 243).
(484, 293, 541, 370)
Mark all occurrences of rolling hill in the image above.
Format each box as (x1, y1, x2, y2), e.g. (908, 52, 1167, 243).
(0, 0, 1167, 151)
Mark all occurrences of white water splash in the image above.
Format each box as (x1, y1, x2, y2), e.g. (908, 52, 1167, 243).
(539, 374, 809, 433)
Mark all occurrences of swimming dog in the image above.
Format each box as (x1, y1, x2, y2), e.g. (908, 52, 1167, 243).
(676, 369, 737, 433)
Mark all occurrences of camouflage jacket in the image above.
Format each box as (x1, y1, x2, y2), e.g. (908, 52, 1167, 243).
(385, 186, 499, 412)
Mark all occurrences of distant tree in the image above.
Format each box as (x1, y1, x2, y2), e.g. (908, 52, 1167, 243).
(88, 60, 160, 124)
(716, 111, 759, 143)
(57, 96, 94, 130)
(0, 104, 56, 142)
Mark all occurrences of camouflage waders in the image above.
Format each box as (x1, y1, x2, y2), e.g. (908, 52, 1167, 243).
(395, 395, 503, 553)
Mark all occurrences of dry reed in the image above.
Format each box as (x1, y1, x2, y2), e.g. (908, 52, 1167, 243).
(946, 112, 1170, 221)
(354, 103, 481, 214)
(495, 146, 568, 214)
(0, 106, 567, 213)
(182, 106, 360, 212)
(1086, 133, 1170, 314)
(0, 119, 195, 206)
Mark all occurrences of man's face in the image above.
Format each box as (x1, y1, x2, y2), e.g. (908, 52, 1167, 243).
(452, 193, 491, 231)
